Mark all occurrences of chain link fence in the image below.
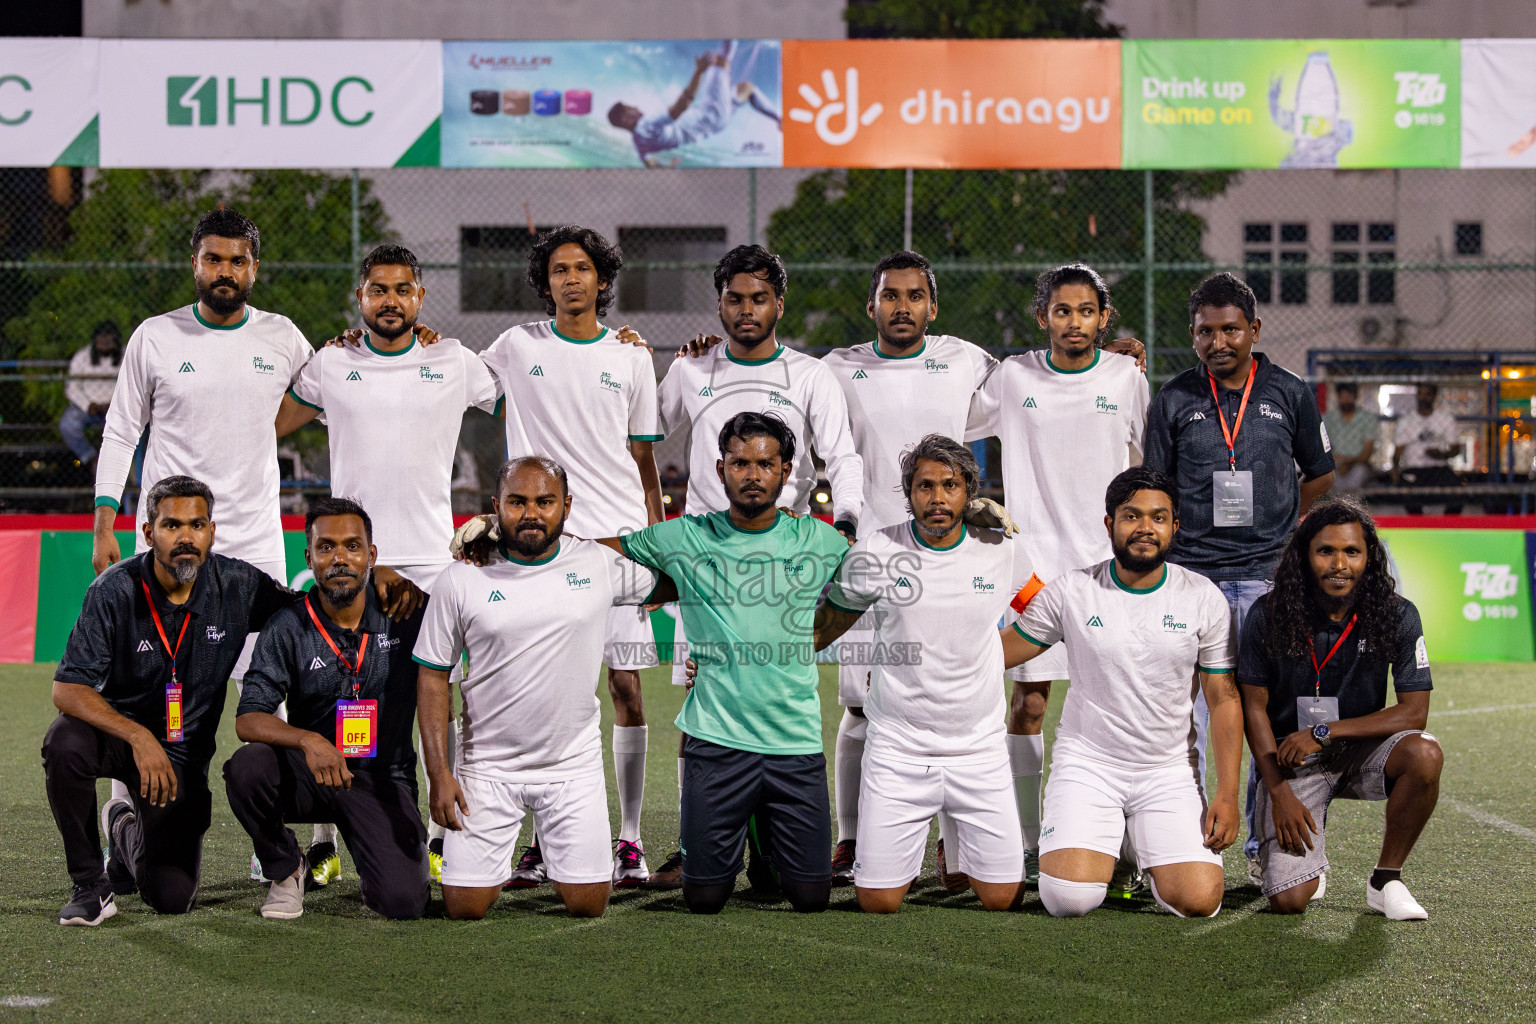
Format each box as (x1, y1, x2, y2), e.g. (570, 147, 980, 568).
(1, 164, 1532, 514)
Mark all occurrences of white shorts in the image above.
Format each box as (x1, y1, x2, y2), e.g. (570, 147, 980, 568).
(605, 603, 658, 671)
(854, 752, 1022, 889)
(233, 558, 289, 680)
(1040, 750, 1221, 870)
(441, 769, 612, 887)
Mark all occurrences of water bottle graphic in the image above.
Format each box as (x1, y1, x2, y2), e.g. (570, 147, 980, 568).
(503, 90, 530, 116)
(564, 90, 592, 116)
(1269, 52, 1354, 168)
(470, 91, 500, 116)
(533, 90, 562, 116)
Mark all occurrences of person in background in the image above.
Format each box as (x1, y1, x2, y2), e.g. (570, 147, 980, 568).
(1391, 384, 1462, 515)
(60, 321, 123, 467)
(1322, 382, 1378, 491)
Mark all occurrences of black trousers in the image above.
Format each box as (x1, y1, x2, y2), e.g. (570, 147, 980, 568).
(41, 714, 211, 914)
(223, 743, 429, 921)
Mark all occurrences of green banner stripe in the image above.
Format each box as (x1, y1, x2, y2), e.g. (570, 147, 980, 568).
(54, 115, 99, 167)
(394, 116, 440, 167)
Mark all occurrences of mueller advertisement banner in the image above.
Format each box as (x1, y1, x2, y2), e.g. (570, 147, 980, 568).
(1459, 39, 1536, 168)
(0, 38, 99, 166)
(440, 40, 782, 168)
(96, 39, 442, 168)
(781, 40, 1120, 169)
(1381, 528, 1535, 662)
(1122, 39, 1460, 169)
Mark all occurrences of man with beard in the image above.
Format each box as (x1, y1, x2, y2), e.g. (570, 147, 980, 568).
(225, 497, 432, 921)
(609, 412, 852, 914)
(1000, 467, 1243, 919)
(968, 263, 1149, 887)
(1237, 497, 1440, 920)
(42, 477, 419, 925)
(812, 435, 1040, 913)
(414, 457, 668, 920)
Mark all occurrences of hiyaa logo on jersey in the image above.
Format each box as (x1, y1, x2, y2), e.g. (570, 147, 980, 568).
(783, 559, 804, 578)
(767, 391, 793, 408)
(1094, 395, 1118, 414)
(972, 576, 995, 594)
(376, 635, 399, 650)
(924, 358, 949, 374)
(204, 626, 226, 643)
(1161, 614, 1188, 632)
(418, 365, 444, 382)
(598, 371, 622, 392)
(251, 356, 275, 375)
(166, 74, 376, 128)
(565, 572, 591, 591)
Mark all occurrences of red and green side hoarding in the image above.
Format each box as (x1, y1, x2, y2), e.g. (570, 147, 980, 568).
(0, 517, 1529, 665)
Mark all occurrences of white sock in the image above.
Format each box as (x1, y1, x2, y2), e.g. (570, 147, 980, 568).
(1008, 733, 1045, 851)
(834, 710, 867, 842)
(612, 725, 648, 843)
(311, 822, 337, 847)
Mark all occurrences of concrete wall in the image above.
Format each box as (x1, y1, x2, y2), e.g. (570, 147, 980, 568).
(1104, 0, 1536, 39)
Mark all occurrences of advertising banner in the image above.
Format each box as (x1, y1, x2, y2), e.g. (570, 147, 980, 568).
(0, 38, 99, 166)
(782, 40, 1120, 169)
(1381, 528, 1534, 662)
(0, 531, 39, 662)
(1460, 39, 1536, 167)
(97, 40, 441, 169)
(1122, 39, 1460, 169)
(441, 40, 781, 168)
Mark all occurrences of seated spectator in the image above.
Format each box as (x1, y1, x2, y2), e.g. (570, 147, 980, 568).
(60, 322, 122, 467)
(1391, 384, 1462, 515)
(660, 462, 687, 488)
(1323, 382, 1379, 490)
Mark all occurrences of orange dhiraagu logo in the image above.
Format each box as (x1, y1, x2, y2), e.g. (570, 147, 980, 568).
(782, 39, 1121, 169)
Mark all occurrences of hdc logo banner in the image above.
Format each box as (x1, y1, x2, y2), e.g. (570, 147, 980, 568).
(98, 40, 442, 168)
(0, 39, 99, 166)
(781, 40, 1120, 169)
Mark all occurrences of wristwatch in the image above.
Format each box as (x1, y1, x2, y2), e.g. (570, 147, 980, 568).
(1311, 722, 1333, 748)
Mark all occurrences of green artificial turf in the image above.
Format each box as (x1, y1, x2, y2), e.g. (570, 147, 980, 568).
(1, 662, 1531, 1023)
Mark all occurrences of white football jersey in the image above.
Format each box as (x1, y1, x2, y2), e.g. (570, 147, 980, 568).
(822, 335, 997, 533)
(288, 335, 498, 568)
(657, 344, 863, 525)
(1014, 559, 1234, 768)
(96, 304, 312, 567)
(827, 522, 1033, 764)
(412, 539, 658, 783)
(480, 320, 661, 539)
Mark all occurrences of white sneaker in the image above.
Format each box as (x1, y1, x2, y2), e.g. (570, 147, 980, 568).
(1366, 878, 1427, 920)
(1310, 873, 1327, 902)
(260, 873, 305, 920)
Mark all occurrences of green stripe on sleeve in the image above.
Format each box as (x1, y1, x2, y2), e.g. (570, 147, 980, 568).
(287, 387, 322, 411)
(1011, 622, 1052, 648)
(94, 496, 120, 511)
(411, 655, 454, 671)
(1200, 666, 1235, 674)
(628, 434, 664, 442)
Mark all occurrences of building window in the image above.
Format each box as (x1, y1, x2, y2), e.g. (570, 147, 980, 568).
(459, 226, 555, 312)
(1243, 250, 1273, 304)
(1328, 221, 1395, 306)
(1243, 222, 1308, 306)
(616, 227, 728, 313)
(1454, 221, 1482, 256)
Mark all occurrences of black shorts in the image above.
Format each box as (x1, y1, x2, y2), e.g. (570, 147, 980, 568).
(680, 736, 831, 886)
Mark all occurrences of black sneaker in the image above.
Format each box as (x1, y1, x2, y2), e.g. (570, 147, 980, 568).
(504, 843, 546, 889)
(643, 849, 684, 890)
(831, 840, 856, 887)
(103, 802, 137, 896)
(59, 880, 117, 927)
(305, 841, 341, 891)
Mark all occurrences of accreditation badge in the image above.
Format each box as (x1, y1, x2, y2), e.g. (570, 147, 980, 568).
(165, 682, 184, 742)
(1212, 470, 1254, 527)
(1296, 695, 1340, 730)
(336, 700, 378, 757)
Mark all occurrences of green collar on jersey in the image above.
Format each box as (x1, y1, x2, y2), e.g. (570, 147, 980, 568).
(1111, 561, 1167, 594)
(723, 509, 782, 535)
(1046, 349, 1100, 375)
(192, 304, 249, 331)
(498, 538, 561, 566)
(909, 520, 966, 551)
(726, 344, 784, 366)
(363, 331, 416, 357)
(874, 338, 926, 360)
(550, 320, 607, 344)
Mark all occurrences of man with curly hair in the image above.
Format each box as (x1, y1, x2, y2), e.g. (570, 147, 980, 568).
(1237, 496, 1441, 920)
(478, 225, 664, 889)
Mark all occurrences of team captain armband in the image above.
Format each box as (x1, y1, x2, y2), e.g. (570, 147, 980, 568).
(1011, 574, 1046, 614)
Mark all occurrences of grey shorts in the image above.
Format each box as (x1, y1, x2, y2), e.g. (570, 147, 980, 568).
(1254, 729, 1425, 897)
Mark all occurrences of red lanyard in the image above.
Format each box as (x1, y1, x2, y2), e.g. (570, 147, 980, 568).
(141, 580, 191, 686)
(1207, 361, 1256, 471)
(306, 599, 368, 698)
(1309, 614, 1357, 697)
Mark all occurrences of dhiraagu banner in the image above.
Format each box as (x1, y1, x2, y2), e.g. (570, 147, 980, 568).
(1123, 39, 1460, 169)
(1380, 529, 1534, 663)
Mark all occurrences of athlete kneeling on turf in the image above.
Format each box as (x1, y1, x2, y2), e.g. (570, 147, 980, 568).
(415, 456, 668, 920)
(1001, 467, 1243, 918)
(1238, 496, 1440, 920)
(815, 434, 1039, 913)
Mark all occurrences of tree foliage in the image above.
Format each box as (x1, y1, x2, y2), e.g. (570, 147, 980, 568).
(846, 0, 1122, 39)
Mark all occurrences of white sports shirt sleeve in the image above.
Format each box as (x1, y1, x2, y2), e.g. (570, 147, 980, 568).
(803, 359, 864, 529)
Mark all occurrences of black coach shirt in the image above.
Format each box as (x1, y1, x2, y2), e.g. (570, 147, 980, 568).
(55, 552, 298, 768)
(1143, 353, 1334, 582)
(1237, 595, 1432, 739)
(237, 587, 426, 787)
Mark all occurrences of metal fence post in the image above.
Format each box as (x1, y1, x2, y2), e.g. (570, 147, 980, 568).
(748, 167, 758, 246)
(1143, 169, 1156, 380)
(350, 169, 361, 274)
(903, 167, 914, 251)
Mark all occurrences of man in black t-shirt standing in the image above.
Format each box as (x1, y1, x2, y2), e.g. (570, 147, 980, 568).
(1238, 497, 1441, 920)
(226, 497, 430, 921)
(1144, 272, 1335, 872)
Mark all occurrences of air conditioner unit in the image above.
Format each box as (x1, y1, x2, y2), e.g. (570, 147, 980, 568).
(1356, 313, 1404, 346)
